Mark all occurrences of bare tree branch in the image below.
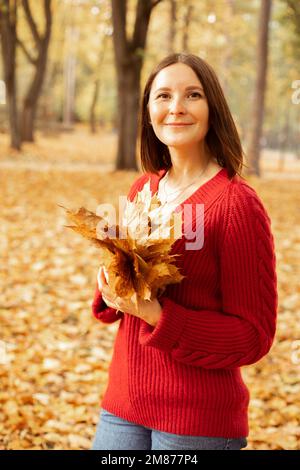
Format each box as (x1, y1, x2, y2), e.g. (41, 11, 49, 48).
(151, 0, 163, 8)
(22, 0, 41, 45)
(19, 0, 52, 141)
(43, 0, 52, 40)
(16, 36, 37, 65)
(132, 0, 152, 50)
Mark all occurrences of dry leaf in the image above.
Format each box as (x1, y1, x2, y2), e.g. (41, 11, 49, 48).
(59, 180, 185, 306)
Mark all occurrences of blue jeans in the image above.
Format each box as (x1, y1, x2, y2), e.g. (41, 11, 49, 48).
(91, 408, 248, 450)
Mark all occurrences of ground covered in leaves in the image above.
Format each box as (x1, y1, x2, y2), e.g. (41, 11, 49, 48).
(0, 127, 299, 450)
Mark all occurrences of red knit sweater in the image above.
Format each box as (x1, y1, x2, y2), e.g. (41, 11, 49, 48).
(91, 167, 278, 438)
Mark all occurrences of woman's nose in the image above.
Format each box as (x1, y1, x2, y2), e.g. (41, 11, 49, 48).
(169, 98, 186, 114)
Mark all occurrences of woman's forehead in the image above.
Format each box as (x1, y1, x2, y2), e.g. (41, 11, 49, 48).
(151, 63, 202, 91)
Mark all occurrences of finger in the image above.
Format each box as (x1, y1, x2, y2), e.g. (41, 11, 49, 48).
(102, 289, 116, 307)
(115, 296, 124, 309)
(97, 267, 104, 291)
(98, 266, 108, 290)
(101, 284, 111, 298)
(103, 296, 116, 309)
(103, 267, 109, 284)
(102, 294, 110, 304)
(100, 266, 108, 285)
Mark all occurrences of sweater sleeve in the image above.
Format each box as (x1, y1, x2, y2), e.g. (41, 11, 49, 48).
(91, 282, 124, 323)
(91, 172, 149, 324)
(138, 183, 278, 369)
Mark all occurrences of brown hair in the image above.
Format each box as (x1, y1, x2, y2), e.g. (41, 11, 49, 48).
(139, 53, 247, 179)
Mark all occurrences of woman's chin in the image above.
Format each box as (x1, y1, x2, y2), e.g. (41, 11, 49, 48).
(163, 139, 198, 148)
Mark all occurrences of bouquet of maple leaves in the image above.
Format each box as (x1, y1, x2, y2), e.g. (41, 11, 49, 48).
(59, 180, 185, 315)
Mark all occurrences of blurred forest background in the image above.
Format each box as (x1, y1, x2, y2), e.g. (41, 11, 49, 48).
(0, 0, 299, 450)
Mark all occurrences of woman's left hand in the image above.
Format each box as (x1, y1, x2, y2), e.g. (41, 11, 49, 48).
(98, 267, 162, 327)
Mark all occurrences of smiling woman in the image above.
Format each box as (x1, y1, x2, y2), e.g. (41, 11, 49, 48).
(90, 53, 277, 451)
(139, 53, 246, 183)
(148, 64, 210, 167)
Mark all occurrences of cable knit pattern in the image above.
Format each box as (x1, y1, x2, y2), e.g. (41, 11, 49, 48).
(91, 167, 278, 438)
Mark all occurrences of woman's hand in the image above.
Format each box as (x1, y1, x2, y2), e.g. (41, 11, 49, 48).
(97, 266, 162, 327)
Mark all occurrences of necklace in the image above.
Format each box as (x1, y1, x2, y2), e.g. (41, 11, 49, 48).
(159, 159, 210, 205)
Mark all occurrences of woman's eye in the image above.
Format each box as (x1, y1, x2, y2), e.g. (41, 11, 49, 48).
(156, 93, 169, 99)
(156, 92, 202, 99)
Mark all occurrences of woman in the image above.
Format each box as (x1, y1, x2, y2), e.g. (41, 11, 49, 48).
(90, 53, 278, 450)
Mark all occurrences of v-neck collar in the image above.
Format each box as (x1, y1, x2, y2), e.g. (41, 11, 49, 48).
(150, 167, 230, 213)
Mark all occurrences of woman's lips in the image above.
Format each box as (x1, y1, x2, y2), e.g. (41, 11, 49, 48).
(165, 123, 193, 126)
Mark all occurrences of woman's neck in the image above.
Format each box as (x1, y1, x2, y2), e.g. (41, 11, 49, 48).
(166, 156, 221, 186)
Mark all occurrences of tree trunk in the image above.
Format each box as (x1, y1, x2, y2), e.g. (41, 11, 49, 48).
(246, 0, 272, 177)
(89, 31, 108, 134)
(63, 25, 78, 129)
(0, 0, 21, 150)
(221, 0, 234, 96)
(21, 47, 49, 141)
(20, 0, 52, 142)
(278, 108, 290, 172)
(182, 2, 193, 52)
(111, 0, 162, 171)
(116, 61, 141, 169)
(90, 78, 100, 134)
(6, 81, 20, 149)
(168, 0, 177, 54)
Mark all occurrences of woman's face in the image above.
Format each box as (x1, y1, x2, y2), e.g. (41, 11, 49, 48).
(148, 63, 209, 148)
